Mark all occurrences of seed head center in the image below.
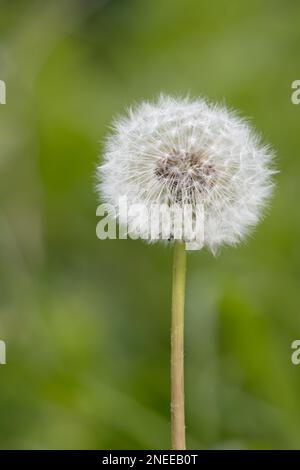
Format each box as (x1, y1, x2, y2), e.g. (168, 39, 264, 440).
(155, 149, 216, 201)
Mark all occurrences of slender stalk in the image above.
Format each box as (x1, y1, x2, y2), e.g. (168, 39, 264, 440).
(171, 241, 187, 450)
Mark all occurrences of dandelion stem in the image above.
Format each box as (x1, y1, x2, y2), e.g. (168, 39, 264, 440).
(171, 240, 186, 450)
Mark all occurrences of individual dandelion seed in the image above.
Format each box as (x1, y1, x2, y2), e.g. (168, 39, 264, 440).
(96, 95, 275, 450)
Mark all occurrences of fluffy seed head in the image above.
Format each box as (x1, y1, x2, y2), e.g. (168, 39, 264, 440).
(97, 95, 275, 253)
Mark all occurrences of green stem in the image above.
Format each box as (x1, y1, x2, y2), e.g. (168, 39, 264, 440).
(171, 241, 187, 450)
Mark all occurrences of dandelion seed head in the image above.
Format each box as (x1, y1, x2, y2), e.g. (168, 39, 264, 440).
(97, 95, 275, 253)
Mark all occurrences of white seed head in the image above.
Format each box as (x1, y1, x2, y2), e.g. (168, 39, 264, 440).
(97, 95, 275, 253)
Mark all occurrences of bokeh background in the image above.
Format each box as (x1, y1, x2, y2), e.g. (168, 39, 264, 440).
(0, 0, 299, 450)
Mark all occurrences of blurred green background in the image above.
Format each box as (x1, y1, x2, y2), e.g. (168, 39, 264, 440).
(0, 0, 299, 450)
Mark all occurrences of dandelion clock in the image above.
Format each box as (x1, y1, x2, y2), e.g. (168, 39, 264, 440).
(96, 95, 275, 449)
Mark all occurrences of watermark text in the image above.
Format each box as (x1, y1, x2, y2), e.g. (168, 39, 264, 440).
(96, 196, 204, 250)
(291, 80, 300, 105)
(0, 80, 6, 104)
(0, 340, 6, 365)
